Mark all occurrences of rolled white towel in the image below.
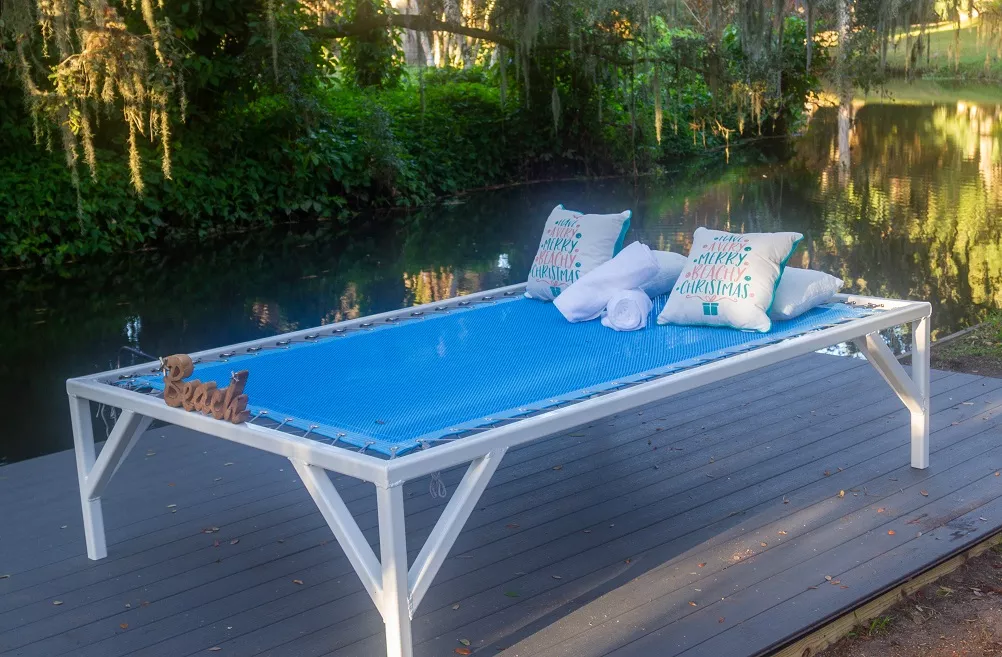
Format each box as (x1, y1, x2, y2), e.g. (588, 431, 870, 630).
(639, 250, 688, 298)
(601, 289, 653, 331)
(553, 241, 659, 322)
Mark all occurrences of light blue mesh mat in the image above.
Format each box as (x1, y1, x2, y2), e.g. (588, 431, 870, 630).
(122, 297, 876, 456)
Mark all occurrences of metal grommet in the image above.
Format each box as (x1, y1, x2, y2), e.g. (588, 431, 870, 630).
(385, 317, 398, 323)
(220, 351, 235, 358)
(410, 311, 424, 317)
(276, 340, 290, 346)
(247, 346, 262, 353)
(305, 334, 319, 340)
(458, 301, 471, 307)
(481, 295, 495, 301)
(360, 322, 373, 328)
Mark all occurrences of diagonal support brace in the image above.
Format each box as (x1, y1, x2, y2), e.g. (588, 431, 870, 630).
(296, 450, 506, 657)
(291, 459, 384, 615)
(853, 319, 931, 469)
(853, 332, 923, 415)
(83, 410, 153, 501)
(407, 448, 507, 616)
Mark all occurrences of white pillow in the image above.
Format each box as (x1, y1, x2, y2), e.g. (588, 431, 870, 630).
(657, 227, 803, 333)
(640, 250, 688, 298)
(769, 267, 844, 320)
(525, 205, 631, 301)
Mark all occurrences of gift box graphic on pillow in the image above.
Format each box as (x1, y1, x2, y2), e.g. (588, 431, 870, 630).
(658, 228, 803, 332)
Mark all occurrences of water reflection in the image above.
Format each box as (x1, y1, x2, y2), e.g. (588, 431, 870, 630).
(3, 91, 1002, 462)
(797, 99, 1002, 330)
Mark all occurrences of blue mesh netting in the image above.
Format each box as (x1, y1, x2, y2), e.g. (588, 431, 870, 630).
(126, 297, 874, 456)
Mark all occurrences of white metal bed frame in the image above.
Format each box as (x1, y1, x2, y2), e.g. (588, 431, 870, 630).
(66, 282, 932, 657)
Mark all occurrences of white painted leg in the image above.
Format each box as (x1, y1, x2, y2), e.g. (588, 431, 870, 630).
(376, 484, 414, 657)
(69, 395, 106, 560)
(70, 399, 153, 559)
(293, 452, 503, 656)
(852, 321, 931, 470)
(911, 316, 931, 469)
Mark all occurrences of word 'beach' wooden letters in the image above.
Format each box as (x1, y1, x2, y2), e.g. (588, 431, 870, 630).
(162, 354, 251, 423)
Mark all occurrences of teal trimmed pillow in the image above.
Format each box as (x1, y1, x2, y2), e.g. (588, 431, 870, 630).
(525, 205, 632, 301)
(656, 227, 803, 332)
(770, 267, 844, 320)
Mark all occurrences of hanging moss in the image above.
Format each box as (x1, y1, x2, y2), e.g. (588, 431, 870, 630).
(5, 0, 182, 202)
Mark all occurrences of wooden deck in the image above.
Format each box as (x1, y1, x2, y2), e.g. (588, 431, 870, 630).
(2, 354, 1002, 657)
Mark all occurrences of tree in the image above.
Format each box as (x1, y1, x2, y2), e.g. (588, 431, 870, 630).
(1, 0, 824, 198)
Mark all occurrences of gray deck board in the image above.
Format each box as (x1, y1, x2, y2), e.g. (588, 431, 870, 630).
(1, 354, 1000, 657)
(506, 399, 1002, 657)
(2, 358, 870, 647)
(323, 373, 1000, 657)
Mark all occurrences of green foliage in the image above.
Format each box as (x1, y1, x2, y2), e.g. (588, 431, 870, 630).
(0, 80, 505, 265)
(721, 17, 825, 134)
(0, 0, 821, 268)
(866, 615, 894, 637)
(338, 0, 405, 88)
(884, 22, 1002, 80)
(935, 311, 1002, 359)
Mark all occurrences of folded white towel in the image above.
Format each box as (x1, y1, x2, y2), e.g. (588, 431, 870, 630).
(601, 289, 653, 331)
(639, 250, 688, 298)
(553, 241, 660, 322)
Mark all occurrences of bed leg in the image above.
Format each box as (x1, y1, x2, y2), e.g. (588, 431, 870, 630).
(852, 319, 932, 470)
(911, 316, 931, 470)
(69, 395, 106, 560)
(376, 484, 414, 657)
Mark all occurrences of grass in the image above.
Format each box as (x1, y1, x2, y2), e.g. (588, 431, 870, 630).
(866, 615, 893, 637)
(936, 312, 1002, 359)
(883, 20, 1002, 78)
(854, 79, 1002, 105)
(931, 311, 1002, 377)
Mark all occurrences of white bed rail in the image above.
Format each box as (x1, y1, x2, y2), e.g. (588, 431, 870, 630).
(66, 285, 932, 657)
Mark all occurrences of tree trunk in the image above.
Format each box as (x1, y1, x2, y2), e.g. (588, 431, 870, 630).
(805, 0, 814, 74)
(905, 7, 912, 80)
(836, 0, 851, 180)
(954, 0, 962, 74)
(879, 14, 887, 74)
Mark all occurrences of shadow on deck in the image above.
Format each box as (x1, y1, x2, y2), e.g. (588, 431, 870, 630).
(2, 354, 1002, 657)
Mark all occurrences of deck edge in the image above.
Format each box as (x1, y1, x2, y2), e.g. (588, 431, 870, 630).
(768, 530, 1002, 657)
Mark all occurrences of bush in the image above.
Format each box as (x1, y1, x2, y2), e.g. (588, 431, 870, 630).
(0, 81, 513, 265)
(0, 20, 814, 267)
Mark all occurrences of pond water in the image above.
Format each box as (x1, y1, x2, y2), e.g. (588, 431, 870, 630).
(4, 84, 1002, 463)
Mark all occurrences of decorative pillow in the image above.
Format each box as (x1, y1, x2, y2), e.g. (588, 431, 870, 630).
(656, 227, 803, 332)
(769, 267, 844, 321)
(525, 205, 631, 301)
(640, 250, 688, 298)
